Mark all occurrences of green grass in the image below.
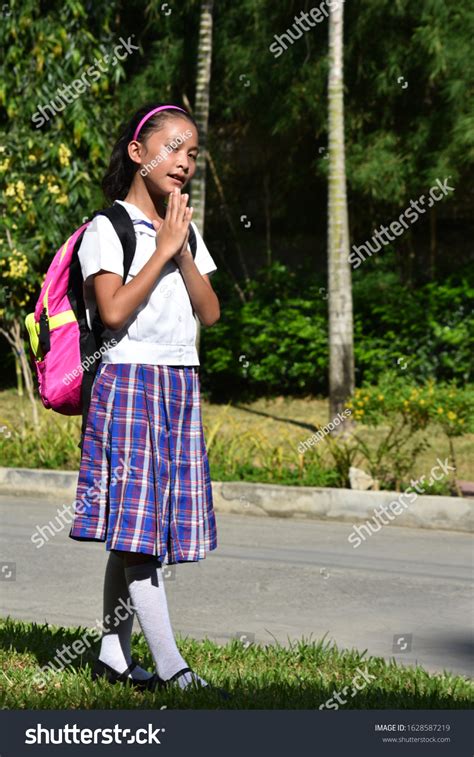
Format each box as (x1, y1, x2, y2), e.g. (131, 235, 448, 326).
(0, 390, 473, 490)
(1, 617, 472, 710)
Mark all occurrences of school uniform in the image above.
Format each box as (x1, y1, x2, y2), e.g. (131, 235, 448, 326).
(68, 200, 218, 564)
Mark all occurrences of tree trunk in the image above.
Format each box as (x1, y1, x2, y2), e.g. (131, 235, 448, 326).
(328, 2, 354, 422)
(0, 319, 39, 427)
(263, 172, 272, 266)
(193, 0, 214, 354)
(429, 207, 437, 280)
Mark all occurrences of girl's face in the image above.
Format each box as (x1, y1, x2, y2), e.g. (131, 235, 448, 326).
(132, 117, 199, 195)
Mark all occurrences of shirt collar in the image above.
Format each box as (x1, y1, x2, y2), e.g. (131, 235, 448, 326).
(114, 200, 157, 236)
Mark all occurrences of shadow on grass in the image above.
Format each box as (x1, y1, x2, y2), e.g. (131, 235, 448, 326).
(1, 618, 471, 710)
(232, 403, 321, 434)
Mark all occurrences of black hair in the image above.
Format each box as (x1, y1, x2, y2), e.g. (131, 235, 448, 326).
(101, 103, 198, 203)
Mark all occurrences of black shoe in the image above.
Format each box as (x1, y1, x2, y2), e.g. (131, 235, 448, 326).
(150, 666, 232, 700)
(91, 658, 154, 690)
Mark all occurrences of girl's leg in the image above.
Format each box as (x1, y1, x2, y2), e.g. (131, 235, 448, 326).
(123, 551, 209, 689)
(97, 549, 152, 680)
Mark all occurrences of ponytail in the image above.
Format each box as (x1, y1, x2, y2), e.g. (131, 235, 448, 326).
(101, 102, 197, 203)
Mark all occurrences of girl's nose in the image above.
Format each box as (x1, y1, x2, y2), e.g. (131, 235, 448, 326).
(176, 154, 189, 172)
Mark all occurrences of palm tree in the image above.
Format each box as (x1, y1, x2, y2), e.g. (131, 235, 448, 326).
(327, 0, 354, 421)
(192, 0, 214, 353)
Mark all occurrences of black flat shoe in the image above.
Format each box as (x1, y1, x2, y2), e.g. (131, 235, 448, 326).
(149, 666, 232, 700)
(91, 658, 154, 690)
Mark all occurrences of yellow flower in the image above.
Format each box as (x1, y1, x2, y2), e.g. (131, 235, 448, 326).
(58, 143, 71, 167)
(437, 407, 444, 414)
(377, 394, 384, 401)
(28, 154, 37, 162)
(56, 194, 68, 205)
(4, 183, 16, 197)
(419, 399, 425, 405)
(346, 401, 353, 409)
(447, 411, 457, 420)
(459, 419, 465, 425)
(357, 400, 364, 407)
(5, 249, 29, 279)
(364, 395, 369, 401)
(39, 174, 45, 184)
(0, 158, 10, 172)
(48, 184, 60, 194)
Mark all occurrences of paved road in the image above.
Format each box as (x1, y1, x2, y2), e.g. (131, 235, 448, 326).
(0, 493, 472, 677)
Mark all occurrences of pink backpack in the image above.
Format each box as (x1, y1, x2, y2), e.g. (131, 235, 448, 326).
(25, 204, 137, 448)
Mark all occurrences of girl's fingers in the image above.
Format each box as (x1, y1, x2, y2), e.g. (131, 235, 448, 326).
(167, 190, 175, 222)
(171, 187, 181, 224)
(180, 193, 189, 223)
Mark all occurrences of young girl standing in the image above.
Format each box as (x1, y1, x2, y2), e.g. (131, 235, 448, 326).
(68, 103, 226, 696)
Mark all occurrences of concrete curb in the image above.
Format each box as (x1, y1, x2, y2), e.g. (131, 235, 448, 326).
(0, 467, 472, 533)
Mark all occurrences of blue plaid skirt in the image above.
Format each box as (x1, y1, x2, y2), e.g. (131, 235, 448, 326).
(68, 363, 217, 564)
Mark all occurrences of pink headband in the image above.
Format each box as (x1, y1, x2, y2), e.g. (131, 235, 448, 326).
(132, 105, 187, 142)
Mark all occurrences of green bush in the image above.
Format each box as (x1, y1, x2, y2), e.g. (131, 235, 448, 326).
(200, 263, 474, 400)
(339, 373, 474, 490)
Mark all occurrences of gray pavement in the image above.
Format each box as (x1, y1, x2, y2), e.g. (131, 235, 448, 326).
(0, 493, 472, 677)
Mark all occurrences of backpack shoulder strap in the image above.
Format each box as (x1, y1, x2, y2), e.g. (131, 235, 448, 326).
(188, 223, 197, 259)
(95, 203, 137, 282)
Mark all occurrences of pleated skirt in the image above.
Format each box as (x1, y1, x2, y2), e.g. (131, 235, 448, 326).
(68, 363, 217, 564)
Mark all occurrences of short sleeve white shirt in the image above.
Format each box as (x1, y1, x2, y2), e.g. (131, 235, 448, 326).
(77, 199, 217, 366)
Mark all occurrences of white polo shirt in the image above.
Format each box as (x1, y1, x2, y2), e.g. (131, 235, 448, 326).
(78, 200, 217, 366)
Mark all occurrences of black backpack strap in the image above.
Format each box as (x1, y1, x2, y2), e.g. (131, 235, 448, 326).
(78, 204, 137, 451)
(188, 224, 197, 259)
(96, 204, 137, 282)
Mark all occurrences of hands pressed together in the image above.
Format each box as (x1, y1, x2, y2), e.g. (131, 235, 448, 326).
(152, 188, 193, 266)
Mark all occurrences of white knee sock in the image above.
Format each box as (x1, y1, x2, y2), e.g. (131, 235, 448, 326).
(98, 550, 152, 681)
(124, 560, 209, 689)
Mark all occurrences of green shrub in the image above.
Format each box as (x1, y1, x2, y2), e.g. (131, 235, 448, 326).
(200, 263, 474, 400)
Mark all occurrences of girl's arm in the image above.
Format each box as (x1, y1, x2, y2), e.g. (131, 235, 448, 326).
(174, 243, 220, 327)
(94, 191, 192, 331)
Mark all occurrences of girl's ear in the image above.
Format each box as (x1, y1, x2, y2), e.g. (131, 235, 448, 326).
(127, 140, 143, 166)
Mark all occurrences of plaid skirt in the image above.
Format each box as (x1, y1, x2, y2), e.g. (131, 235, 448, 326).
(68, 363, 217, 564)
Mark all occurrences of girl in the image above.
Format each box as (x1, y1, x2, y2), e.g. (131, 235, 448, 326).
(68, 103, 227, 697)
